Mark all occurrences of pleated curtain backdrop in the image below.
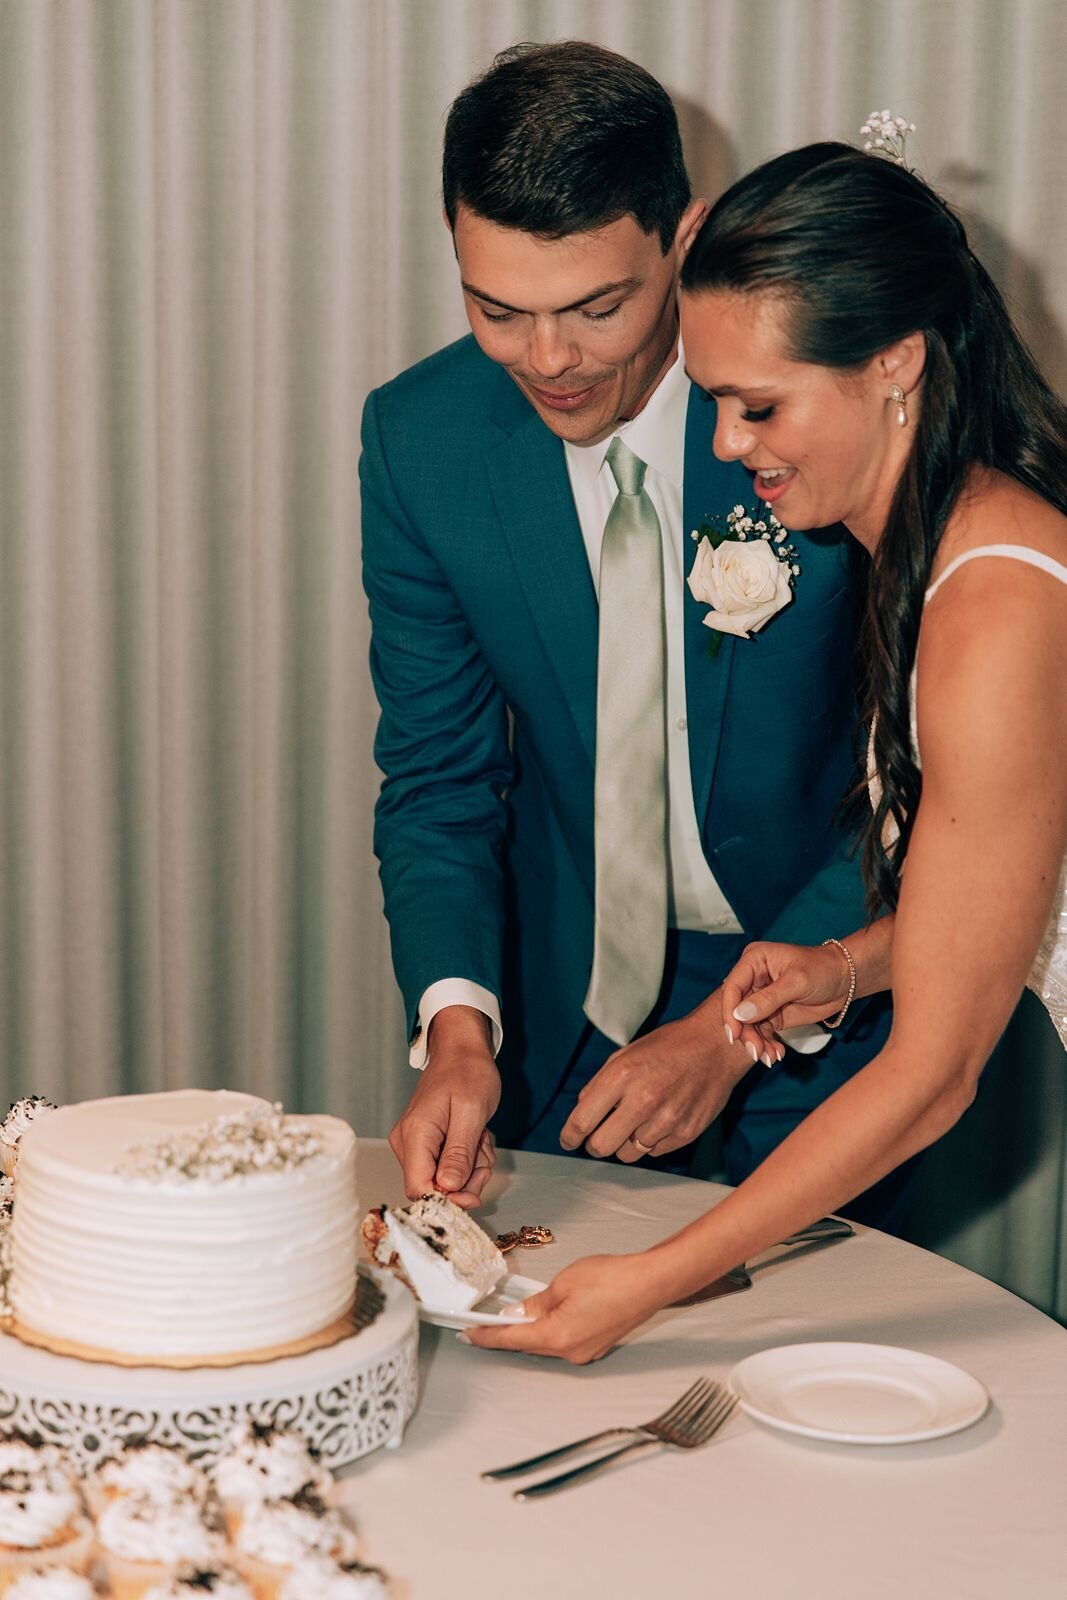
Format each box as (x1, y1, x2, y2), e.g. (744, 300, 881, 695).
(0, 0, 1063, 1318)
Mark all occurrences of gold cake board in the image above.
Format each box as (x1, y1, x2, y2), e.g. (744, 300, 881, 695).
(9, 1268, 386, 1369)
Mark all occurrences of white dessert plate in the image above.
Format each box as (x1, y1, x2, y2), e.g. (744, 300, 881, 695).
(728, 1342, 989, 1445)
(417, 1273, 547, 1330)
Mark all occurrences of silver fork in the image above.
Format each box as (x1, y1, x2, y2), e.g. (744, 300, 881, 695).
(483, 1376, 726, 1484)
(481, 1376, 719, 1483)
(514, 1381, 737, 1500)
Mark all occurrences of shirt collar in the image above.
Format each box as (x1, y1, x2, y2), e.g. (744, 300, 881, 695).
(564, 342, 689, 490)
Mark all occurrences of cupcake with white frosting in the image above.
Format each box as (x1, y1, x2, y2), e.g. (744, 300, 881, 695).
(0, 1458, 92, 1590)
(95, 1493, 226, 1600)
(0, 1100, 57, 1180)
(0, 1440, 60, 1479)
(230, 1490, 357, 1600)
(86, 1442, 210, 1518)
(278, 1554, 388, 1600)
(5, 1568, 96, 1600)
(141, 1567, 254, 1600)
(211, 1426, 330, 1538)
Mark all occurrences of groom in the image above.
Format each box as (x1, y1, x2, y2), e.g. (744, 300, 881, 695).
(361, 42, 895, 1218)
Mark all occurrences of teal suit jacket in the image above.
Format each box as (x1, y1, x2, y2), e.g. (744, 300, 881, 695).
(361, 336, 881, 1138)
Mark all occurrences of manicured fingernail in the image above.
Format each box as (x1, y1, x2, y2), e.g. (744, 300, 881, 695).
(762, 1051, 774, 1068)
(746, 1042, 758, 1063)
(455, 1331, 473, 1345)
(724, 1025, 735, 1045)
(734, 1002, 757, 1022)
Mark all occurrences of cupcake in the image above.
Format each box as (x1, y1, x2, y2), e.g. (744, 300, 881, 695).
(278, 1554, 388, 1600)
(0, 1459, 92, 1593)
(95, 1494, 227, 1600)
(5, 1569, 96, 1600)
(211, 1426, 330, 1538)
(0, 1442, 59, 1479)
(86, 1443, 210, 1518)
(141, 1568, 254, 1600)
(231, 1491, 357, 1600)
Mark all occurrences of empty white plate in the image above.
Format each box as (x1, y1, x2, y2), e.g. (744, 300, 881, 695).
(729, 1342, 989, 1445)
(418, 1273, 546, 1330)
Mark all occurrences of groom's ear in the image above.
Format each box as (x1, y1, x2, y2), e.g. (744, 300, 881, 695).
(675, 199, 710, 263)
(879, 332, 927, 396)
(443, 205, 458, 261)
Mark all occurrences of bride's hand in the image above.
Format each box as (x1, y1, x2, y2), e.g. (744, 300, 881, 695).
(463, 1254, 669, 1364)
(722, 940, 853, 1059)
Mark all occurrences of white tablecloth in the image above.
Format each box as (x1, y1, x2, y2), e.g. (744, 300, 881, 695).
(339, 1141, 1067, 1600)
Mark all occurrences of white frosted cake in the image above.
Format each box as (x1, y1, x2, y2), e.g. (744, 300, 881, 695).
(9, 1090, 358, 1361)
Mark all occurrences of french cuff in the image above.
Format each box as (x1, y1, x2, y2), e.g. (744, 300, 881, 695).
(409, 980, 504, 1069)
(778, 1022, 830, 1056)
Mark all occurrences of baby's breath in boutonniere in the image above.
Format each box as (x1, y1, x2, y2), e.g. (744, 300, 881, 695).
(687, 505, 801, 658)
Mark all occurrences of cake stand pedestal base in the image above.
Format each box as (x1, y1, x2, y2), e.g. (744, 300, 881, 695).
(0, 1268, 417, 1474)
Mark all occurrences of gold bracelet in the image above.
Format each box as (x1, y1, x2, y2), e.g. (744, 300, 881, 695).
(821, 938, 857, 1029)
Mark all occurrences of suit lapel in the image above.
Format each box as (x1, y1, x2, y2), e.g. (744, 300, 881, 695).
(682, 385, 753, 822)
(485, 396, 598, 766)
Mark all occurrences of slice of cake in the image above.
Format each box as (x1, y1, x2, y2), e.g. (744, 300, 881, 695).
(362, 1193, 506, 1313)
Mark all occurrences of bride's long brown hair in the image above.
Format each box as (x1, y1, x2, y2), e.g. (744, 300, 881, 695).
(682, 143, 1067, 914)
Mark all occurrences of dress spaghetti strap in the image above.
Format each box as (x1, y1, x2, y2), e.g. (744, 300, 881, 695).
(925, 543, 1067, 602)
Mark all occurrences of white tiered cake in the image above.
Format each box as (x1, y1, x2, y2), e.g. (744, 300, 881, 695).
(9, 1089, 358, 1363)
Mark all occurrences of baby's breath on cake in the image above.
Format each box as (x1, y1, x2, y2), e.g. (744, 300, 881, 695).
(117, 1105, 324, 1183)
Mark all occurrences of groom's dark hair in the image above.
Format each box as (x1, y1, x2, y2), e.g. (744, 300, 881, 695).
(443, 41, 691, 251)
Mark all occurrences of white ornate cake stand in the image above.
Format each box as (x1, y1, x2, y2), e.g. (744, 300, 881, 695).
(0, 1268, 418, 1475)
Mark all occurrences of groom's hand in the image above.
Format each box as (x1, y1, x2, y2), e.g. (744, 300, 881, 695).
(389, 1006, 501, 1209)
(559, 990, 756, 1162)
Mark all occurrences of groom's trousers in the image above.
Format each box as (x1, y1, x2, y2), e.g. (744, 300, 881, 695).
(517, 929, 913, 1235)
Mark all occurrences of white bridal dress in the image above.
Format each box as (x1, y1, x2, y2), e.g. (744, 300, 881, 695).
(872, 544, 1067, 1048)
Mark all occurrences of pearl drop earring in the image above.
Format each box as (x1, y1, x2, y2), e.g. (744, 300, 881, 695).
(889, 383, 908, 426)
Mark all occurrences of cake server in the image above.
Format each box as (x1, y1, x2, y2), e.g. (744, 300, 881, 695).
(693, 1213, 854, 1299)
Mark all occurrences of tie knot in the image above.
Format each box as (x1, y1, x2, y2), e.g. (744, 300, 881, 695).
(606, 436, 647, 497)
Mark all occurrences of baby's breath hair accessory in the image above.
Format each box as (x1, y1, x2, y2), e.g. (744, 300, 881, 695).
(860, 110, 916, 170)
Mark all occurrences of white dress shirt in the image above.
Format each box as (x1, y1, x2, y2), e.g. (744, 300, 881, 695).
(411, 348, 825, 1064)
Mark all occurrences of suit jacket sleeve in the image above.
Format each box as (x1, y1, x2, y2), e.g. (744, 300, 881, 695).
(360, 387, 511, 1040)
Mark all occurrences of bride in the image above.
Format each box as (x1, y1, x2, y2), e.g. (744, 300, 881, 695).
(468, 136, 1067, 1363)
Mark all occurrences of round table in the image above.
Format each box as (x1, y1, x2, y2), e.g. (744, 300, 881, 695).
(339, 1141, 1067, 1599)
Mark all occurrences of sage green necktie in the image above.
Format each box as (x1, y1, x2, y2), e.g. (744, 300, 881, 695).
(582, 436, 668, 1046)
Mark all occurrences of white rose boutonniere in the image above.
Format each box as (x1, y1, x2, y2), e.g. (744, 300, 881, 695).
(688, 505, 800, 657)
